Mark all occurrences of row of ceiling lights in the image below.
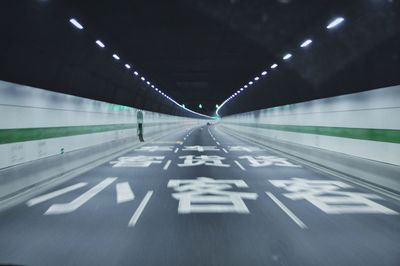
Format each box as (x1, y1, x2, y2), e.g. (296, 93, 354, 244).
(215, 16, 345, 117)
(68, 18, 211, 119)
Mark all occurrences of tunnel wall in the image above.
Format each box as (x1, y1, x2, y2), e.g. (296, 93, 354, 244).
(220, 85, 400, 192)
(0, 80, 199, 205)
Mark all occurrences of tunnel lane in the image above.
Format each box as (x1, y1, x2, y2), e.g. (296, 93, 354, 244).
(0, 124, 399, 266)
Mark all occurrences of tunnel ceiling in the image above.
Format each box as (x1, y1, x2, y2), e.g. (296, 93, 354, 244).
(1, 0, 399, 117)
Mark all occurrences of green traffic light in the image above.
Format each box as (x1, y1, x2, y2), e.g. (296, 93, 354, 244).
(199, 104, 202, 109)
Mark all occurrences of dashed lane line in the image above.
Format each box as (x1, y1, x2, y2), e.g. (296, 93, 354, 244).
(266, 192, 308, 229)
(163, 160, 172, 170)
(128, 191, 153, 227)
(234, 160, 246, 171)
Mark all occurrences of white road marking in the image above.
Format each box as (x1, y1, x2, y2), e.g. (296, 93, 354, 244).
(266, 192, 308, 229)
(128, 191, 153, 227)
(44, 177, 117, 215)
(222, 128, 400, 201)
(26, 183, 87, 207)
(163, 160, 172, 170)
(222, 148, 228, 153)
(216, 142, 220, 145)
(116, 182, 135, 204)
(174, 148, 179, 153)
(234, 160, 246, 171)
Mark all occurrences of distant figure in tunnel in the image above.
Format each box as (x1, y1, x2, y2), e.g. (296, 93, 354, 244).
(137, 109, 144, 142)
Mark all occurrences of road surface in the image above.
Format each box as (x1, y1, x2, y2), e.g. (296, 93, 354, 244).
(0, 124, 399, 266)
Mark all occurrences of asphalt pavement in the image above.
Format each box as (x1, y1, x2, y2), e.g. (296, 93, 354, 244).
(0, 124, 399, 266)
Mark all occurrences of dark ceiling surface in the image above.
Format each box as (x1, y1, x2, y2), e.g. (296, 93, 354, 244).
(0, 0, 399, 117)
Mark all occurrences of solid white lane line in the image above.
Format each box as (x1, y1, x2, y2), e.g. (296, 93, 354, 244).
(163, 160, 172, 170)
(128, 191, 153, 227)
(27, 183, 88, 207)
(266, 192, 308, 229)
(44, 177, 117, 215)
(234, 160, 246, 171)
(222, 148, 228, 153)
(174, 148, 179, 153)
(116, 182, 135, 204)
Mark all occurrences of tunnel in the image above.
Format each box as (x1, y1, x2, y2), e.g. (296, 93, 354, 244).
(0, 1, 400, 266)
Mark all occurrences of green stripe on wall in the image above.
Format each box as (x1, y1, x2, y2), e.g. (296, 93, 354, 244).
(0, 122, 176, 144)
(224, 122, 400, 144)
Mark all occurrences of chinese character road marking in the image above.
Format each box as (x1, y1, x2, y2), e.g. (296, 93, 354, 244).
(270, 178, 398, 215)
(26, 183, 88, 207)
(182, 146, 220, 152)
(239, 155, 301, 168)
(128, 191, 153, 227)
(45, 177, 117, 215)
(178, 155, 230, 167)
(116, 182, 135, 204)
(229, 146, 263, 152)
(110, 156, 165, 167)
(135, 146, 174, 152)
(168, 177, 258, 213)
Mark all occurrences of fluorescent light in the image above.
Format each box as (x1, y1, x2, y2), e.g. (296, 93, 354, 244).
(240, 88, 244, 91)
(151, 85, 155, 88)
(237, 90, 240, 93)
(112, 54, 120, 60)
(283, 53, 292, 60)
(254, 77, 259, 81)
(95, 40, 105, 48)
(146, 81, 150, 85)
(271, 64, 278, 69)
(261, 71, 267, 75)
(69, 18, 83, 29)
(326, 17, 344, 29)
(244, 85, 248, 88)
(134, 71, 139, 76)
(249, 81, 253, 85)
(125, 64, 131, 69)
(155, 88, 158, 91)
(300, 39, 312, 47)
(141, 77, 145, 81)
